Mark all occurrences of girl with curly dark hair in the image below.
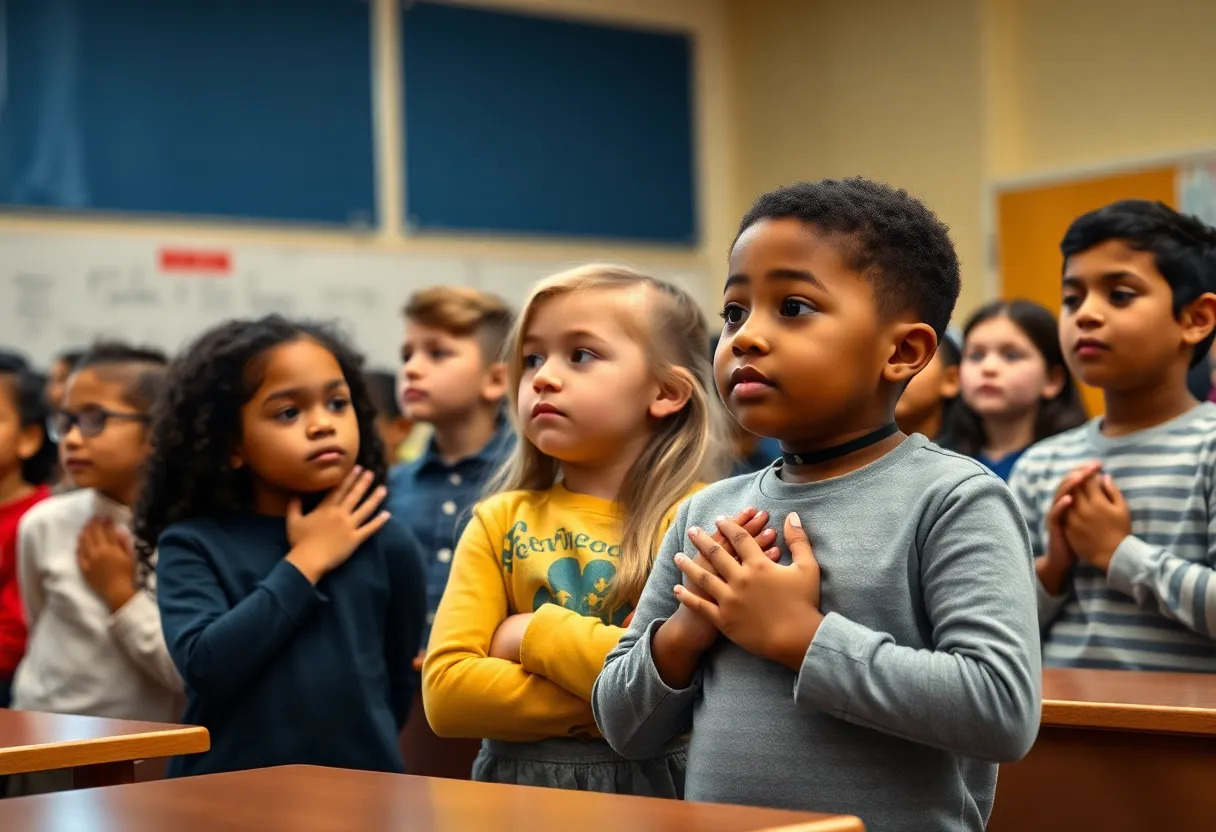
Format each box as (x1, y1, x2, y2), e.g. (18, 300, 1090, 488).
(137, 315, 426, 778)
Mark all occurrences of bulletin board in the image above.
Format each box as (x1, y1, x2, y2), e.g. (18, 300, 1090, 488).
(992, 153, 1216, 415)
(400, 1, 698, 244)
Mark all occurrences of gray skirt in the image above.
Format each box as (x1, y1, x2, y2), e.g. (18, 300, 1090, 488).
(472, 736, 687, 798)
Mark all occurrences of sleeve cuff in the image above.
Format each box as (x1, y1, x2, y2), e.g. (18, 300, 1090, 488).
(795, 611, 872, 716)
(1106, 535, 1152, 596)
(106, 589, 157, 639)
(269, 560, 328, 623)
(1034, 576, 1069, 624)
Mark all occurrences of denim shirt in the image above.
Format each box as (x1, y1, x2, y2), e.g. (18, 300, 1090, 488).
(386, 422, 513, 639)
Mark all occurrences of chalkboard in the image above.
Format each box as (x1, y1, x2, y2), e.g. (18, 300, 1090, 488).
(402, 1, 697, 243)
(0, 0, 376, 226)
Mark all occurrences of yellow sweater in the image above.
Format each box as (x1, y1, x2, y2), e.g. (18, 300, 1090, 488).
(422, 483, 694, 743)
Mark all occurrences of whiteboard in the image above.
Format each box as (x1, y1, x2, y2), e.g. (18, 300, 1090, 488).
(0, 228, 713, 371)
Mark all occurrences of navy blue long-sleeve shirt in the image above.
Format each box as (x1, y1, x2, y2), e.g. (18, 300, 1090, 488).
(155, 513, 426, 777)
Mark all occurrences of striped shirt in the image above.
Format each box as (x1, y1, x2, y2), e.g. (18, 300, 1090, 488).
(1009, 403, 1216, 672)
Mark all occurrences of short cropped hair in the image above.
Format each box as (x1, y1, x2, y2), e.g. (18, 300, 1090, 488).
(403, 286, 514, 363)
(736, 178, 961, 338)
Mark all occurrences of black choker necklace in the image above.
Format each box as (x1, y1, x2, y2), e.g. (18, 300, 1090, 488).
(781, 423, 900, 467)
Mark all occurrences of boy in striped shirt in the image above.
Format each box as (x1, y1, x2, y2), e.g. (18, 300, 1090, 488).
(1010, 200, 1216, 671)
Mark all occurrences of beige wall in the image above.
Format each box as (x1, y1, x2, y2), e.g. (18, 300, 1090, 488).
(731, 0, 987, 315)
(730, 0, 1216, 319)
(1000, 0, 1216, 176)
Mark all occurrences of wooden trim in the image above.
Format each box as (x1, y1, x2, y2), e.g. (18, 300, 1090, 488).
(1041, 699, 1216, 736)
(986, 145, 1216, 192)
(0, 726, 210, 775)
(754, 819, 866, 832)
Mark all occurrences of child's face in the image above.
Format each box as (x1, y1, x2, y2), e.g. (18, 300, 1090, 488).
(234, 339, 361, 503)
(400, 322, 505, 425)
(0, 378, 42, 488)
(58, 369, 151, 502)
(894, 349, 958, 432)
(959, 316, 1060, 420)
(518, 288, 668, 467)
(716, 218, 908, 442)
(1061, 239, 1213, 391)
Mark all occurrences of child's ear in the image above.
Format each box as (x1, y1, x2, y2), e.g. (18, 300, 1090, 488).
(1181, 292, 1216, 353)
(229, 448, 245, 470)
(649, 367, 694, 420)
(1041, 365, 1066, 401)
(16, 423, 44, 462)
(884, 323, 937, 385)
(482, 361, 510, 403)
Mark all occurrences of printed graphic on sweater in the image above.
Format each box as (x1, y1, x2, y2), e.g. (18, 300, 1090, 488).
(531, 557, 631, 626)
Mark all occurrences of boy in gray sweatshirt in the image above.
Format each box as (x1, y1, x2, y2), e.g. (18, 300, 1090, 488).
(592, 179, 1041, 832)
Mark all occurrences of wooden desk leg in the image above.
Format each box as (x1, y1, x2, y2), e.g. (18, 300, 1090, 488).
(73, 761, 135, 789)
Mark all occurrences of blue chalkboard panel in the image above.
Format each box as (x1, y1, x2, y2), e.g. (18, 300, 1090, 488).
(402, 2, 697, 243)
(0, 0, 376, 226)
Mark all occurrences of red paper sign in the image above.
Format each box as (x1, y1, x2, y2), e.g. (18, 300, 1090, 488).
(159, 248, 232, 275)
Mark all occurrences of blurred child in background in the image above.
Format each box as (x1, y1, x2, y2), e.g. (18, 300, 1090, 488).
(953, 300, 1087, 481)
(389, 287, 514, 655)
(365, 369, 415, 467)
(45, 348, 83, 412)
(894, 329, 960, 442)
(10, 343, 179, 795)
(0, 365, 56, 708)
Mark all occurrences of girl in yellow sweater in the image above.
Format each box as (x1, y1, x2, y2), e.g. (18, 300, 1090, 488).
(422, 265, 773, 796)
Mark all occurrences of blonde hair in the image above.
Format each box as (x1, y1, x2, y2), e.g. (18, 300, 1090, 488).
(402, 286, 514, 363)
(490, 264, 729, 608)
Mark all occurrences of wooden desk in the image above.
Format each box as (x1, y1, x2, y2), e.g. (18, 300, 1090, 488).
(0, 765, 865, 831)
(0, 709, 209, 789)
(989, 668, 1216, 832)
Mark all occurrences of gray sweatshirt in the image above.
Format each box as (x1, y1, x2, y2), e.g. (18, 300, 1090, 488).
(593, 435, 1041, 832)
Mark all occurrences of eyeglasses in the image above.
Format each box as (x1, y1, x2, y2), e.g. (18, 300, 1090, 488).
(48, 409, 150, 442)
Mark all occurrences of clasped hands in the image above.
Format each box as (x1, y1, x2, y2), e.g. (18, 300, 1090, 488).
(672, 509, 824, 673)
(1040, 460, 1132, 591)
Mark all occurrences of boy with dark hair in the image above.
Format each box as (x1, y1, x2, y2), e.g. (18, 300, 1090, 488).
(1010, 199, 1216, 671)
(594, 178, 1041, 832)
(388, 286, 514, 654)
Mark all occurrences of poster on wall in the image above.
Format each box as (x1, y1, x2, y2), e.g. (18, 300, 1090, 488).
(1179, 161, 1216, 226)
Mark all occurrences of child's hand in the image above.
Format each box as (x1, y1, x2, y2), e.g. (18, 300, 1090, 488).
(286, 466, 389, 584)
(489, 613, 534, 662)
(412, 650, 425, 672)
(668, 508, 779, 654)
(1064, 473, 1131, 572)
(1038, 462, 1101, 594)
(674, 513, 822, 672)
(77, 516, 138, 612)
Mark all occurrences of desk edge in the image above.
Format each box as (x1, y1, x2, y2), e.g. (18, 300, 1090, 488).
(0, 726, 210, 775)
